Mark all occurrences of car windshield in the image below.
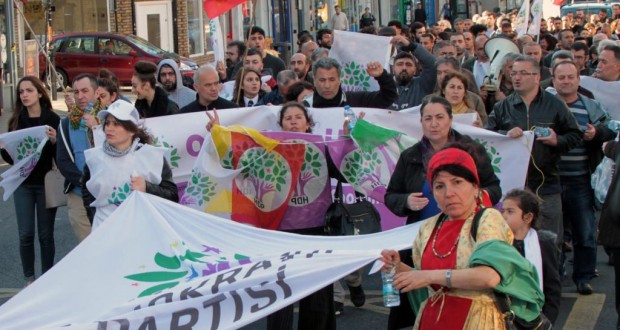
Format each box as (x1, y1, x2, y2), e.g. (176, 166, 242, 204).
(126, 35, 166, 55)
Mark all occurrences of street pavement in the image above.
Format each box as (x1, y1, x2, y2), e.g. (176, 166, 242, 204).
(0, 90, 617, 329)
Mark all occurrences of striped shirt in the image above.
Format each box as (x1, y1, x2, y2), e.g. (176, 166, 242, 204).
(559, 98, 589, 184)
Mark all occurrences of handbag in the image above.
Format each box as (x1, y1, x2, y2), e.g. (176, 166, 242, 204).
(591, 134, 618, 204)
(470, 209, 553, 330)
(324, 180, 381, 236)
(44, 160, 67, 208)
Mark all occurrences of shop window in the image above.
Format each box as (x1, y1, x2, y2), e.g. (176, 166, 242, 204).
(187, 0, 214, 56)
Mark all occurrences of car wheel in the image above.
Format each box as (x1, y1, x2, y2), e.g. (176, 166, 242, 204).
(46, 69, 68, 91)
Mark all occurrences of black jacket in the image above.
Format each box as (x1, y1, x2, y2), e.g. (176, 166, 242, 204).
(1, 109, 60, 185)
(81, 153, 179, 224)
(514, 230, 561, 324)
(384, 131, 502, 224)
(135, 86, 179, 118)
(486, 88, 583, 194)
(391, 43, 437, 110)
(179, 96, 238, 114)
(305, 70, 397, 109)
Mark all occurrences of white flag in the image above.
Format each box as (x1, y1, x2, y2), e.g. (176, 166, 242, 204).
(0, 126, 49, 200)
(209, 17, 225, 67)
(515, 0, 530, 37)
(527, 0, 544, 37)
(329, 30, 392, 92)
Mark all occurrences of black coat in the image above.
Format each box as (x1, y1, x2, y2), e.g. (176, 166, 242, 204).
(384, 131, 502, 224)
(179, 96, 238, 113)
(135, 86, 179, 118)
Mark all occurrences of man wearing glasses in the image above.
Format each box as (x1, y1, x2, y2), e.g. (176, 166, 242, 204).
(486, 55, 583, 244)
(179, 65, 237, 113)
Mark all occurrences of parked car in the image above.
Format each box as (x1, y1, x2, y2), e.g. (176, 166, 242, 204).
(39, 32, 198, 89)
(561, 1, 620, 17)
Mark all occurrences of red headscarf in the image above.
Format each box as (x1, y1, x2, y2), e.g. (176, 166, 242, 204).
(427, 148, 480, 185)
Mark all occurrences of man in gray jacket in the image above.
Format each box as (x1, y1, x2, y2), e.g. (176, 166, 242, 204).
(157, 59, 196, 109)
(390, 35, 437, 110)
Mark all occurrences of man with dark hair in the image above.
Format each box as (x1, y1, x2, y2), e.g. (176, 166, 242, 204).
(500, 22, 513, 35)
(387, 20, 404, 36)
(571, 42, 594, 76)
(596, 44, 620, 81)
(157, 59, 196, 109)
(449, 32, 472, 63)
(329, 5, 348, 31)
(246, 26, 286, 78)
(551, 60, 615, 296)
(304, 57, 397, 108)
(57, 74, 99, 242)
(390, 35, 437, 109)
(317, 29, 333, 49)
(290, 53, 312, 83)
(523, 42, 551, 80)
(613, 4, 620, 20)
(544, 29, 575, 67)
(429, 23, 441, 37)
(470, 23, 488, 37)
(487, 55, 583, 244)
(219, 41, 246, 81)
(419, 33, 436, 53)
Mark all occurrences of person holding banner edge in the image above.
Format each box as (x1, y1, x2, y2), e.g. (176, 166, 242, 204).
(384, 96, 501, 329)
(1, 76, 61, 286)
(205, 104, 336, 329)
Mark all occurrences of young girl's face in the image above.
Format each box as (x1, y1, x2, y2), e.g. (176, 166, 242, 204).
(501, 198, 530, 233)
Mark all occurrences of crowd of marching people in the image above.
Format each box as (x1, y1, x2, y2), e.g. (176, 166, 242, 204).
(2, 3, 620, 329)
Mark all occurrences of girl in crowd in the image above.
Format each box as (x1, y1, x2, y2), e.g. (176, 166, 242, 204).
(233, 68, 265, 107)
(1, 76, 60, 285)
(205, 103, 335, 329)
(437, 71, 484, 126)
(284, 81, 315, 103)
(502, 189, 562, 324)
(132, 61, 179, 117)
(81, 100, 178, 230)
(381, 147, 543, 329)
(384, 96, 501, 329)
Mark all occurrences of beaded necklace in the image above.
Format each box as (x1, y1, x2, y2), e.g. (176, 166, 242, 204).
(431, 214, 460, 259)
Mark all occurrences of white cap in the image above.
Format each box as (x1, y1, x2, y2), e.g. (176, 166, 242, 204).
(97, 100, 140, 125)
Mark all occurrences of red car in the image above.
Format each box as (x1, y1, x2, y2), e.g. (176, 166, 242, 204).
(39, 32, 198, 88)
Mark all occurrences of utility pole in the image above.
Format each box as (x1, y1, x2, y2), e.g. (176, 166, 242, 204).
(45, 0, 57, 100)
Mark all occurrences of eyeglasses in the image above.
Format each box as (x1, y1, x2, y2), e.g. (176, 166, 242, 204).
(509, 71, 539, 77)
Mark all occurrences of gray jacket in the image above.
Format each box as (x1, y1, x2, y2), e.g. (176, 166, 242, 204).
(156, 59, 196, 109)
(390, 44, 437, 110)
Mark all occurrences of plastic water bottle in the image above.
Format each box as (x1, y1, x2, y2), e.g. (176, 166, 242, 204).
(344, 105, 356, 132)
(80, 103, 95, 130)
(381, 263, 401, 307)
(608, 120, 620, 132)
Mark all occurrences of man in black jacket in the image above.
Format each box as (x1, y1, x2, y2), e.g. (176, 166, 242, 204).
(303, 57, 397, 108)
(390, 35, 437, 110)
(486, 55, 583, 244)
(179, 65, 237, 114)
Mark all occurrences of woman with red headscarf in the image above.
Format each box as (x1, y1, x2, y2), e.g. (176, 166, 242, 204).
(380, 147, 544, 329)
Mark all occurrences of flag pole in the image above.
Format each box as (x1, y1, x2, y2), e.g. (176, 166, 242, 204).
(235, 0, 259, 105)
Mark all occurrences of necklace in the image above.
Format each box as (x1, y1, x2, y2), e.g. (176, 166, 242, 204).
(431, 214, 460, 259)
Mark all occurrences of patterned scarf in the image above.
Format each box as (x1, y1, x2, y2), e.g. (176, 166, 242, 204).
(102, 138, 141, 158)
(68, 98, 104, 129)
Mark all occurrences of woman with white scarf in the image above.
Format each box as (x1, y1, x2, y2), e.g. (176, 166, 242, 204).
(502, 189, 562, 325)
(81, 100, 178, 230)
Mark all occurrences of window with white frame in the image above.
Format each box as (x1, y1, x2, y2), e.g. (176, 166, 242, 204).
(187, 0, 214, 56)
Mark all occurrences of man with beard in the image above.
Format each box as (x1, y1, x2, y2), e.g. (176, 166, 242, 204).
(317, 29, 333, 49)
(156, 59, 196, 109)
(290, 53, 313, 83)
(390, 35, 437, 110)
(218, 41, 246, 82)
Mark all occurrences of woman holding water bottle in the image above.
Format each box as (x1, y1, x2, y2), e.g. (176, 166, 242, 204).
(380, 146, 544, 329)
(81, 100, 178, 230)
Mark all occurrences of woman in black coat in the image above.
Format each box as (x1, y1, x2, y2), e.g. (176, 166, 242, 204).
(383, 96, 502, 329)
(0, 77, 60, 286)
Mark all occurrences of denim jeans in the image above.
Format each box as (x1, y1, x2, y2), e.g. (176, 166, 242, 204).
(562, 182, 597, 284)
(13, 184, 57, 279)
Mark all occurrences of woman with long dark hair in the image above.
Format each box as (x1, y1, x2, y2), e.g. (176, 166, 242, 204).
(1, 76, 60, 286)
(232, 68, 265, 107)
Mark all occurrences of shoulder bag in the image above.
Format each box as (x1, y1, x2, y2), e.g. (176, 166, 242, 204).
(45, 160, 67, 208)
(324, 180, 381, 236)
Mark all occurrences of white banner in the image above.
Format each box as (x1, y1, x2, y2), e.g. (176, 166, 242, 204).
(579, 76, 620, 120)
(0, 126, 49, 200)
(0, 192, 421, 329)
(209, 17, 225, 67)
(329, 31, 392, 92)
(515, 0, 530, 37)
(92, 107, 533, 229)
